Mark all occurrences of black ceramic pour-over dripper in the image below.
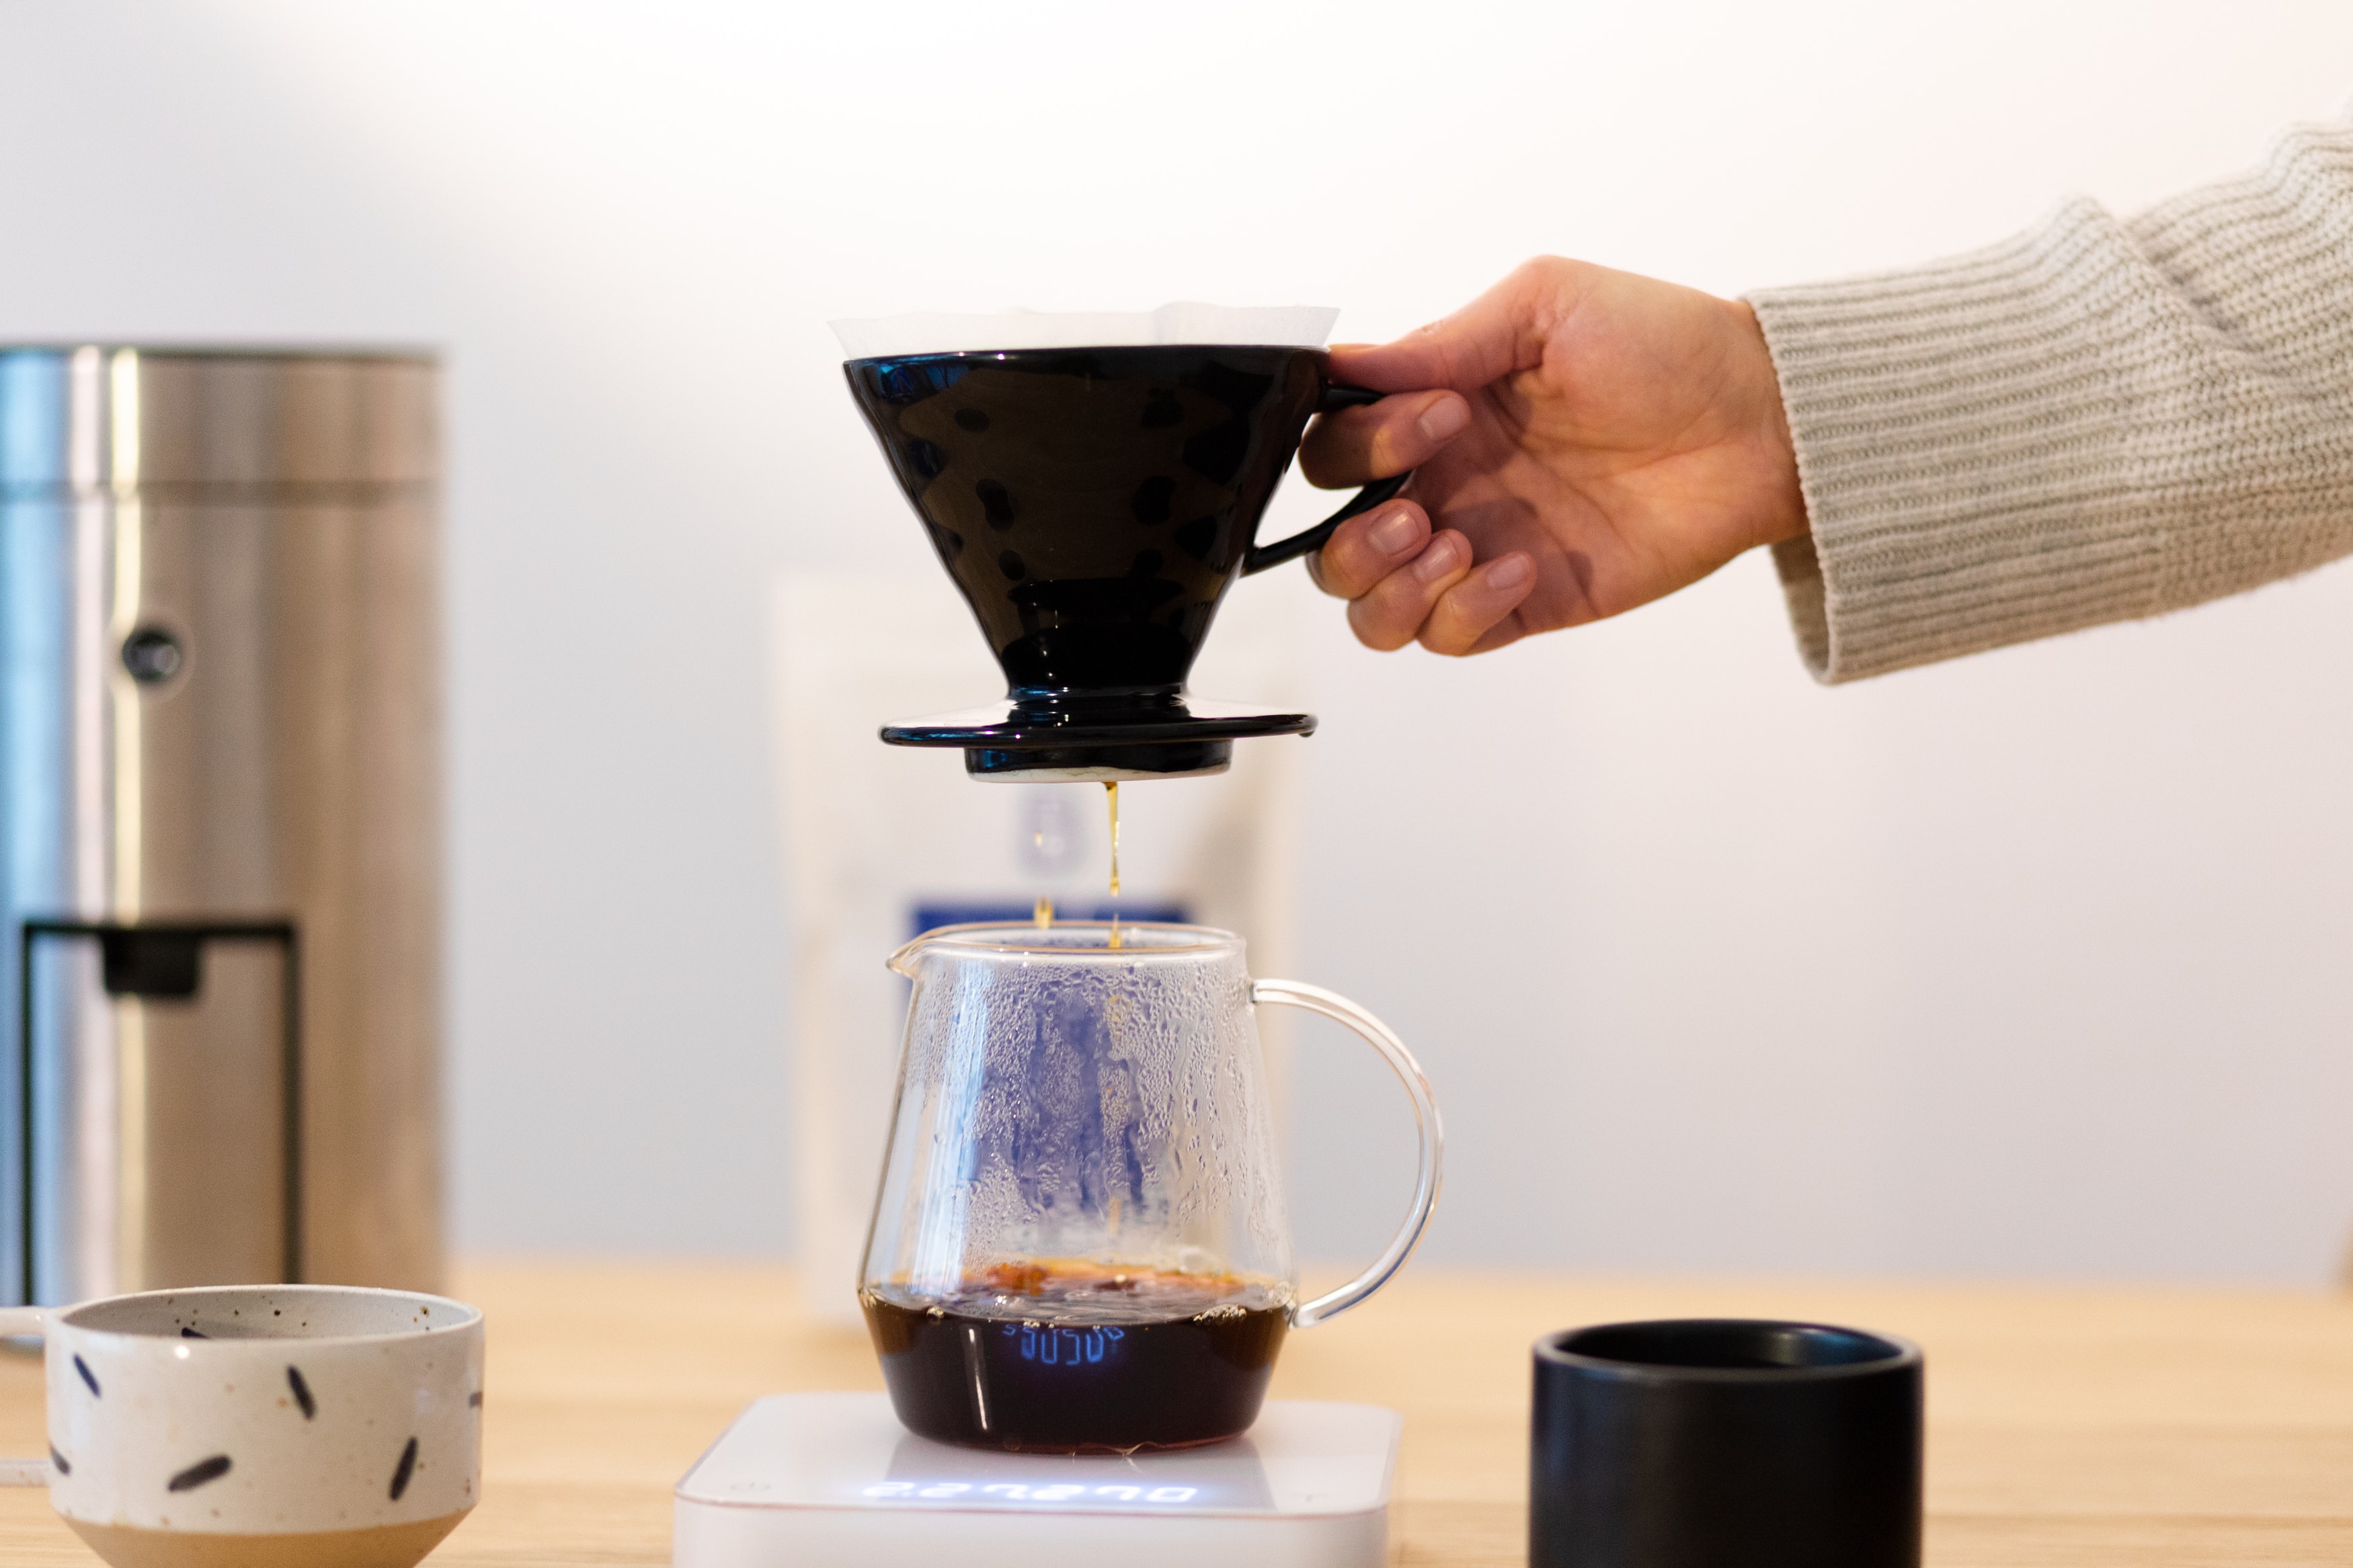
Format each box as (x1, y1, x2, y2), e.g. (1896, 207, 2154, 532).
(846, 345, 1406, 780)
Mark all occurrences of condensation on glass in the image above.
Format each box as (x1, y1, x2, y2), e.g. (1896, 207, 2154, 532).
(861, 921, 1439, 1448)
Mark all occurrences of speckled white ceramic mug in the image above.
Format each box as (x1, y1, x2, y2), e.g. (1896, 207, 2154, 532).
(0, 1284, 483, 1568)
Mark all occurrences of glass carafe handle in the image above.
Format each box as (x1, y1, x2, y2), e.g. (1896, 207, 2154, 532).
(1250, 979, 1443, 1329)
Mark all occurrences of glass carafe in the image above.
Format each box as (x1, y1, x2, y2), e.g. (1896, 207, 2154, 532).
(860, 920, 1441, 1453)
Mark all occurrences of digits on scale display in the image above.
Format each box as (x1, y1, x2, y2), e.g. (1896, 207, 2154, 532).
(1012, 1323, 1125, 1365)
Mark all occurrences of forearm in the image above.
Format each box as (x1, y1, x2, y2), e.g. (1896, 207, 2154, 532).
(1749, 115, 2353, 683)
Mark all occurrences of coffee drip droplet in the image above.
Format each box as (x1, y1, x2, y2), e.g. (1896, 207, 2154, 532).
(1105, 782, 1122, 949)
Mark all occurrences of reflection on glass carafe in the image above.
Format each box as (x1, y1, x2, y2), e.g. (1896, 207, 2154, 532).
(861, 921, 1441, 1453)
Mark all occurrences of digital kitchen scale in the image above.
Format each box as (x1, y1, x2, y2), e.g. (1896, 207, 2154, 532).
(674, 1393, 1402, 1567)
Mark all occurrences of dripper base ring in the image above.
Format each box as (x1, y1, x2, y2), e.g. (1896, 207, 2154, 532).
(964, 739, 1232, 782)
(881, 695, 1314, 782)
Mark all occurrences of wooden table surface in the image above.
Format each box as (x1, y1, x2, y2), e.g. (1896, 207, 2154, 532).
(4, 1262, 2351, 1565)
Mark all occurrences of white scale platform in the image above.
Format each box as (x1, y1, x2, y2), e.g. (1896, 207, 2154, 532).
(674, 1393, 1402, 1567)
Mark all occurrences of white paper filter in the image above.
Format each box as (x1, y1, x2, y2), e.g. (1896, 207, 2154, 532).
(831, 303, 1339, 360)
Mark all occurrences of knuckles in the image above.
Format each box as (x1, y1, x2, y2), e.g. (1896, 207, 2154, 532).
(1507, 255, 1599, 334)
(1511, 254, 1585, 291)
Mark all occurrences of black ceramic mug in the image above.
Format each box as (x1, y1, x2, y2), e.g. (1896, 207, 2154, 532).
(1531, 1319, 1922, 1568)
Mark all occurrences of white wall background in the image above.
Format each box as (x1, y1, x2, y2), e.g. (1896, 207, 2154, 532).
(3, 0, 2350, 1280)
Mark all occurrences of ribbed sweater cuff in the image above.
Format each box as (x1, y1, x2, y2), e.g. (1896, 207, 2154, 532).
(1747, 116, 2353, 684)
(1749, 202, 2174, 683)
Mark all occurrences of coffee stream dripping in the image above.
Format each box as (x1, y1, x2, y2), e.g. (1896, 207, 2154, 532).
(1105, 781, 1122, 949)
(1026, 782, 1123, 945)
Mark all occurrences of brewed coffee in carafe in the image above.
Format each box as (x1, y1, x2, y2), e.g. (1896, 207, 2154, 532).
(861, 1262, 1291, 1452)
(861, 921, 1440, 1453)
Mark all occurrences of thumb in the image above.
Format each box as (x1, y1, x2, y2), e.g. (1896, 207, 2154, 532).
(1327, 257, 1586, 395)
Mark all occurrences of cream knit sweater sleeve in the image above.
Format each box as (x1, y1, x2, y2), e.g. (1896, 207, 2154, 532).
(1747, 114, 2353, 683)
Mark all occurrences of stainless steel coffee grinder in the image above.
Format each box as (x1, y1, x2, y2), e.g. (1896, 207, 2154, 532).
(0, 347, 442, 1305)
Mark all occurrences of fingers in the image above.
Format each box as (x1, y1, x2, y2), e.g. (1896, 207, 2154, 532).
(1299, 389, 1471, 487)
(1323, 516, 1538, 657)
(1417, 552, 1536, 657)
(1346, 530, 1474, 651)
(1308, 501, 1431, 599)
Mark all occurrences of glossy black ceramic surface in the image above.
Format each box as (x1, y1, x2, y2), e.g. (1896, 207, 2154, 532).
(1531, 1319, 1923, 1568)
(878, 696, 1312, 780)
(845, 345, 1403, 777)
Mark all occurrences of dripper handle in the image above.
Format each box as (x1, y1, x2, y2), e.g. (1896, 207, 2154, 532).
(1249, 980, 1442, 1329)
(1240, 384, 1413, 577)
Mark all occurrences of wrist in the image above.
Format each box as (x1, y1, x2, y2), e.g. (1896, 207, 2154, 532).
(1733, 301, 1810, 548)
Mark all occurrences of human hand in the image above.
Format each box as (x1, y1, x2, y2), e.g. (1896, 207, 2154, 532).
(1303, 257, 1807, 655)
